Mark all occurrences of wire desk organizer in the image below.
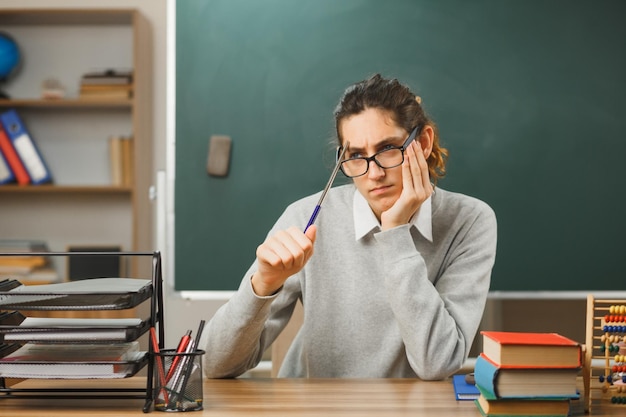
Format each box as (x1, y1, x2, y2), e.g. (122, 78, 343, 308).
(584, 294, 626, 413)
(0, 251, 165, 413)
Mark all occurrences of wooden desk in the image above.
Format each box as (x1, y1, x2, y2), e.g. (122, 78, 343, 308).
(1, 377, 623, 416)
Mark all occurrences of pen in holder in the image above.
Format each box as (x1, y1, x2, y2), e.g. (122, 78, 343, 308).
(153, 349, 205, 412)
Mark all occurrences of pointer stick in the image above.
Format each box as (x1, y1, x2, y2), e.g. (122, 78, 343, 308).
(304, 142, 349, 232)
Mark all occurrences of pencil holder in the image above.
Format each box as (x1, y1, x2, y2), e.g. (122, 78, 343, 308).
(153, 349, 205, 412)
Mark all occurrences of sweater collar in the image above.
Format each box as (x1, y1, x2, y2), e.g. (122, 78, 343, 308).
(353, 189, 433, 242)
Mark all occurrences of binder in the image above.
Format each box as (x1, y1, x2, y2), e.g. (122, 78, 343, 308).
(0, 122, 31, 185)
(0, 143, 14, 184)
(0, 109, 52, 185)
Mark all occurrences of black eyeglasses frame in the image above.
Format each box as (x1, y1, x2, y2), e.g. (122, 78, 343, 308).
(336, 124, 423, 178)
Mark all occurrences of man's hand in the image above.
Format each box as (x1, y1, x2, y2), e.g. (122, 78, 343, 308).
(380, 140, 433, 230)
(251, 225, 317, 296)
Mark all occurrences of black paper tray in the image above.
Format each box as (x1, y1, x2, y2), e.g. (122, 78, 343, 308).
(0, 351, 149, 379)
(0, 312, 150, 343)
(0, 278, 152, 310)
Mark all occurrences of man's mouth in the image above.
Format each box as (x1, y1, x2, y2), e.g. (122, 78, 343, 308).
(370, 185, 392, 195)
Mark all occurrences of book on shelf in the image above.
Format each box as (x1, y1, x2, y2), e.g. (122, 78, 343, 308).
(108, 135, 134, 186)
(80, 69, 133, 85)
(0, 241, 58, 283)
(0, 341, 145, 379)
(79, 69, 133, 100)
(0, 121, 30, 185)
(0, 109, 52, 185)
(0, 255, 47, 273)
(481, 331, 582, 368)
(474, 353, 580, 399)
(474, 393, 570, 417)
(79, 86, 132, 100)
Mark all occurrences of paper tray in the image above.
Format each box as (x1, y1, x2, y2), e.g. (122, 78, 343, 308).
(0, 278, 153, 310)
(0, 351, 149, 379)
(0, 313, 150, 343)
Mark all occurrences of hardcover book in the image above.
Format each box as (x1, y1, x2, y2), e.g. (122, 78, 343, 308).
(452, 374, 480, 400)
(474, 353, 579, 399)
(475, 393, 570, 417)
(481, 331, 581, 368)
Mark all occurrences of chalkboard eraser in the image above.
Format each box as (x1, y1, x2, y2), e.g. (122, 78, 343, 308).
(207, 135, 232, 177)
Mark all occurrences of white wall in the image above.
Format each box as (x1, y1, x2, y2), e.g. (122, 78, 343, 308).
(4, 0, 229, 348)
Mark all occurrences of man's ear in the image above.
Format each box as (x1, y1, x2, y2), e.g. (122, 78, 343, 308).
(419, 125, 434, 159)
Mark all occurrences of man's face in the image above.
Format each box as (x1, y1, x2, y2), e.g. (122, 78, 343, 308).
(339, 108, 408, 221)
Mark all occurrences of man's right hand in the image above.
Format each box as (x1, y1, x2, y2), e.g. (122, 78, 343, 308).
(251, 225, 317, 296)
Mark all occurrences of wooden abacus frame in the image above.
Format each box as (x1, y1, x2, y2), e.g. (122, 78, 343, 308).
(584, 295, 626, 413)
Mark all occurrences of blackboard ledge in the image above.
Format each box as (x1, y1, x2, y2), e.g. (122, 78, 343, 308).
(176, 290, 237, 300)
(488, 291, 626, 300)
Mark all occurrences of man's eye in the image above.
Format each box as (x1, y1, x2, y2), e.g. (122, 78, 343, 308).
(381, 144, 396, 151)
(348, 152, 364, 159)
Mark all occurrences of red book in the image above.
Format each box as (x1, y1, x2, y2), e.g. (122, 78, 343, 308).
(481, 331, 582, 368)
(0, 124, 30, 185)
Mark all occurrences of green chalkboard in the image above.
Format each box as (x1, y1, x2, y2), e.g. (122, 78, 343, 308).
(175, 0, 626, 292)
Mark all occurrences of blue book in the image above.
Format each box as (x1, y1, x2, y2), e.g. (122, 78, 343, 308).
(0, 109, 52, 185)
(452, 374, 480, 400)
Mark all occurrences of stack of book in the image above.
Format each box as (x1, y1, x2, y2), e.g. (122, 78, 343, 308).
(79, 69, 133, 100)
(0, 240, 58, 284)
(474, 331, 582, 417)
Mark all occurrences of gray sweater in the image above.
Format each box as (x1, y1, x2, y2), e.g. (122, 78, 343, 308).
(203, 184, 497, 380)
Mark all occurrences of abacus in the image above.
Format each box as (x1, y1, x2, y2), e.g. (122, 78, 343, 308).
(584, 295, 626, 413)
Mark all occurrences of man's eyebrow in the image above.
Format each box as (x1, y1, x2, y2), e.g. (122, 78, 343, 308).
(348, 136, 405, 153)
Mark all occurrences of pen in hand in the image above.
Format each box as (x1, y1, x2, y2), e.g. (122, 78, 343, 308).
(304, 141, 349, 232)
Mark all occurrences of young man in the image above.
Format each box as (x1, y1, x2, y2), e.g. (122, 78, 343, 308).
(204, 74, 497, 380)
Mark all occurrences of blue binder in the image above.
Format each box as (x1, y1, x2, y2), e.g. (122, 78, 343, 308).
(0, 109, 52, 184)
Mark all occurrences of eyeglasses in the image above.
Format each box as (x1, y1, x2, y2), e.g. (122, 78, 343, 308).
(338, 124, 422, 178)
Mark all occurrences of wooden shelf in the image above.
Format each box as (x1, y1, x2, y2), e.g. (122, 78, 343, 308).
(0, 99, 133, 108)
(0, 185, 132, 194)
(0, 9, 135, 25)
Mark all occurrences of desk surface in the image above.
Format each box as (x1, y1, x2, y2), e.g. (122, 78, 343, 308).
(1, 377, 622, 416)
